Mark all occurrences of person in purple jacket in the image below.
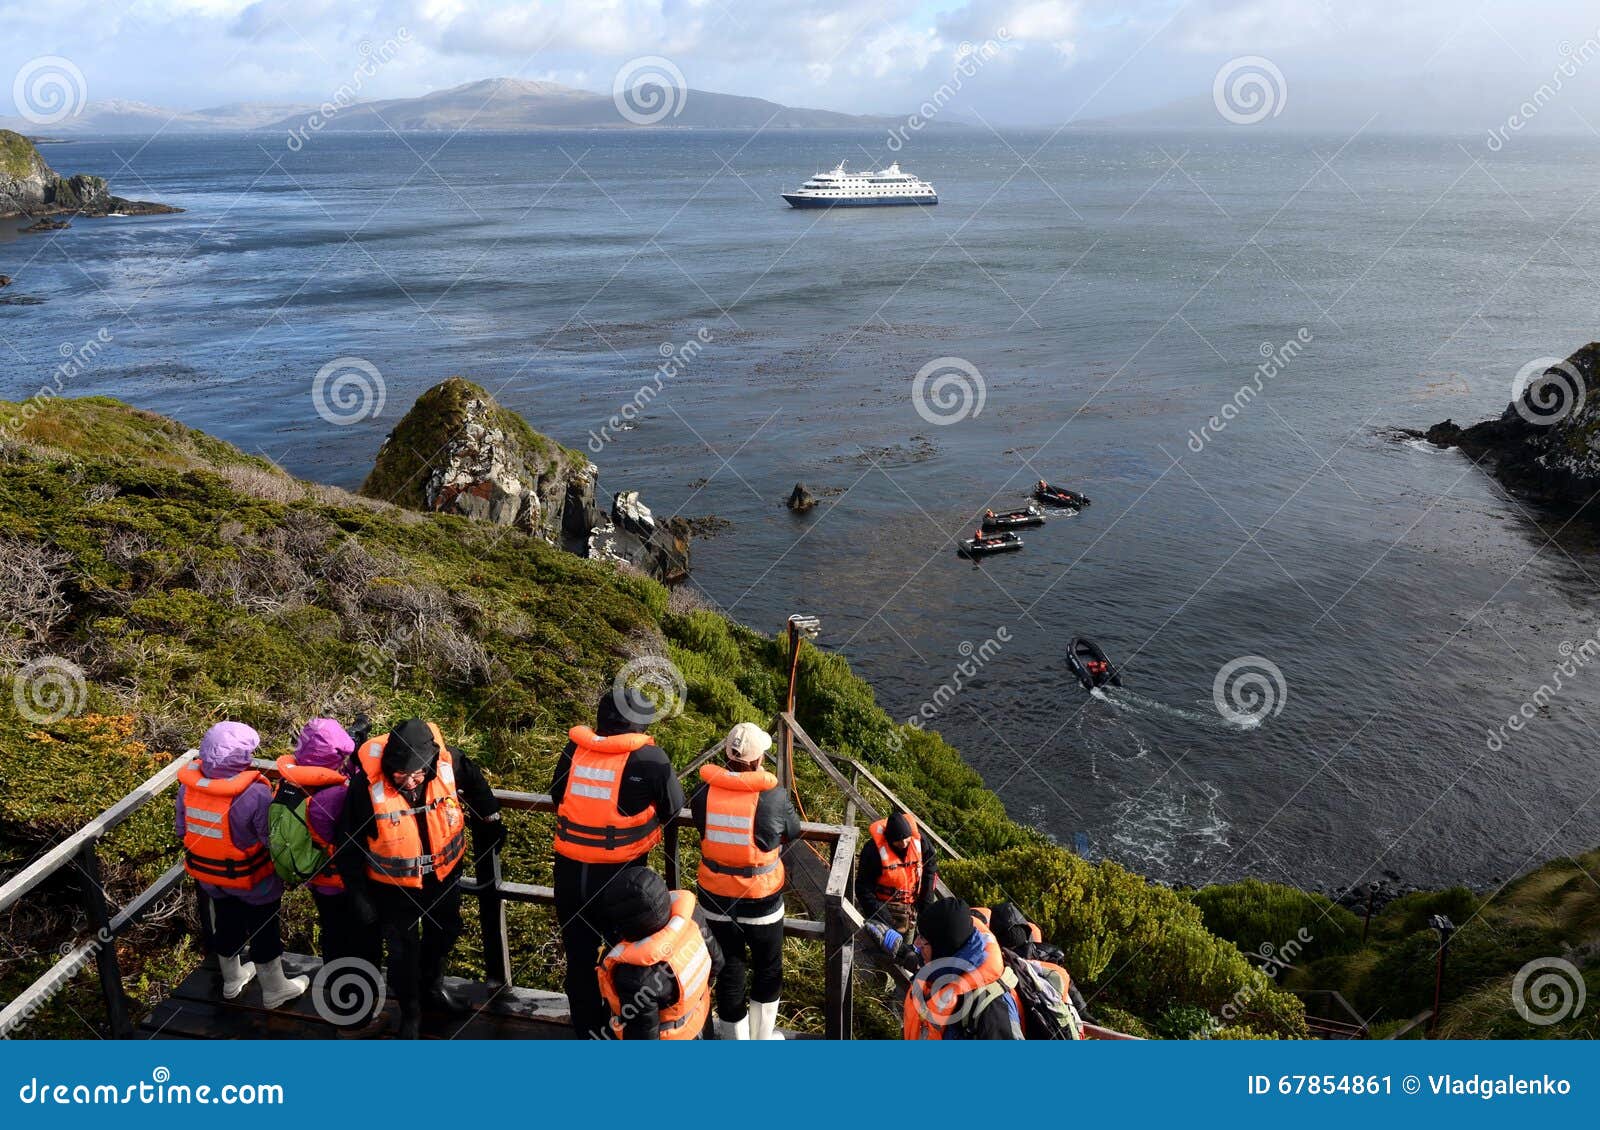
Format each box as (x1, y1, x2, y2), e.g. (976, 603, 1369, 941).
(275, 717, 381, 970)
(176, 721, 309, 1008)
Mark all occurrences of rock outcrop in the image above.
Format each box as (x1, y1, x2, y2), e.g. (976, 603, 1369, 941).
(0, 129, 180, 219)
(786, 482, 817, 511)
(363, 378, 691, 583)
(1417, 342, 1600, 511)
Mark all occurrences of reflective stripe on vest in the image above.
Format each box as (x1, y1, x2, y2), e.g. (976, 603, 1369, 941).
(553, 727, 661, 864)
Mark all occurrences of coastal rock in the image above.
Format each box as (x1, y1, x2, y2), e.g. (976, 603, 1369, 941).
(0, 274, 11, 288)
(1419, 342, 1600, 511)
(786, 482, 817, 511)
(21, 218, 69, 233)
(363, 378, 690, 583)
(0, 129, 179, 219)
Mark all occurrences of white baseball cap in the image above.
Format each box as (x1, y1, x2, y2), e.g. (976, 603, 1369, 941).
(725, 722, 774, 761)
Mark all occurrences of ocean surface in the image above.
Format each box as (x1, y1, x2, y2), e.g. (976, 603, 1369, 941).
(5, 126, 1600, 892)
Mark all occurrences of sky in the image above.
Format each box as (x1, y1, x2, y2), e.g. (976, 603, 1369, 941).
(5, 0, 1600, 129)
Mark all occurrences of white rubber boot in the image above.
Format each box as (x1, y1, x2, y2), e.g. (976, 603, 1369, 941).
(714, 1014, 751, 1040)
(257, 957, 310, 1009)
(219, 953, 256, 1000)
(749, 998, 784, 1040)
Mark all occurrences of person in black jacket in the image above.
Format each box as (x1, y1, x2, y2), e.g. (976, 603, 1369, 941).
(905, 897, 1022, 1040)
(550, 686, 685, 1039)
(597, 868, 724, 1040)
(689, 721, 801, 1039)
(335, 718, 504, 1039)
(855, 810, 939, 932)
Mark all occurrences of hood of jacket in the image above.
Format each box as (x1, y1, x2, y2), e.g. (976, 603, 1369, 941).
(198, 721, 260, 778)
(293, 717, 355, 772)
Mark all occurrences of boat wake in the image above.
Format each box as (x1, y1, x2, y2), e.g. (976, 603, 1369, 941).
(1093, 687, 1226, 728)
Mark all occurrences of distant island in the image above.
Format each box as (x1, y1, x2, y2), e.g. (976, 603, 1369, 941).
(0, 77, 963, 136)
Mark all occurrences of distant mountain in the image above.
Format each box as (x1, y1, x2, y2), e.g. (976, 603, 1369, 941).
(3, 78, 947, 136)
(256, 77, 937, 133)
(0, 99, 320, 135)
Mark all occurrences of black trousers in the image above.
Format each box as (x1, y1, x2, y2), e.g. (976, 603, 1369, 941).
(312, 889, 384, 969)
(553, 855, 652, 1040)
(203, 892, 285, 963)
(374, 879, 464, 1020)
(707, 916, 784, 1020)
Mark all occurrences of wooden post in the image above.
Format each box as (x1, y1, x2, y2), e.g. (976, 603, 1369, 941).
(74, 842, 131, 1039)
(663, 818, 681, 890)
(475, 845, 511, 988)
(823, 826, 858, 1040)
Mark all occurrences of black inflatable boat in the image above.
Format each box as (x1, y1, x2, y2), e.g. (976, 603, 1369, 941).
(981, 505, 1045, 531)
(1034, 481, 1091, 509)
(1066, 637, 1120, 690)
(958, 530, 1024, 558)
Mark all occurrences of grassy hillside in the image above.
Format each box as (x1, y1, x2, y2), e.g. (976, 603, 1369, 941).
(2, 394, 1309, 1038)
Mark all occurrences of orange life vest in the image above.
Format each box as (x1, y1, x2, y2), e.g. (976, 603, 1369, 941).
(869, 814, 924, 906)
(275, 755, 348, 891)
(597, 890, 713, 1040)
(177, 763, 276, 891)
(553, 726, 661, 864)
(902, 913, 1017, 1040)
(696, 764, 784, 900)
(355, 724, 467, 888)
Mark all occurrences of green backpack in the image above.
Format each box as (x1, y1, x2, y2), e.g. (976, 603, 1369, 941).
(268, 782, 331, 884)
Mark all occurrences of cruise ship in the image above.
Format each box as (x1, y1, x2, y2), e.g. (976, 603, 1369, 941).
(781, 162, 937, 208)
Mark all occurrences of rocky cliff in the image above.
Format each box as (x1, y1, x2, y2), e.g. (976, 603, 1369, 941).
(0, 129, 179, 219)
(1420, 342, 1600, 511)
(361, 377, 689, 582)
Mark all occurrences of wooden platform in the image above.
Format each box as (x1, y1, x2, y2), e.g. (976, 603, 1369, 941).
(139, 955, 575, 1040)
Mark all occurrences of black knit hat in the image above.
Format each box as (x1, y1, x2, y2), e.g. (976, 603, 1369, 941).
(601, 868, 673, 942)
(596, 685, 659, 736)
(884, 810, 913, 843)
(381, 718, 439, 774)
(919, 896, 976, 959)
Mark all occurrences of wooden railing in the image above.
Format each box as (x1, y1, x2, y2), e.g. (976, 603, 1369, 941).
(0, 745, 860, 1039)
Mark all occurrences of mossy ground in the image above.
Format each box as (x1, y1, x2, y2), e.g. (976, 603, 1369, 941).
(0, 129, 48, 181)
